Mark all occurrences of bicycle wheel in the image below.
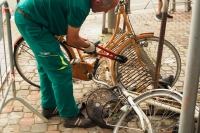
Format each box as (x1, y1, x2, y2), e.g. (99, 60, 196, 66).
(113, 89, 197, 133)
(14, 37, 73, 88)
(114, 37, 181, 92)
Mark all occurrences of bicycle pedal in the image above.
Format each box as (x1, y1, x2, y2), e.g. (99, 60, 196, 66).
(70, 58, 81, 65)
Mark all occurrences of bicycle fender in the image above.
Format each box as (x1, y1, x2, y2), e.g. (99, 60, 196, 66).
(136, 33, 154, 40)
(13, 35, 23, 47)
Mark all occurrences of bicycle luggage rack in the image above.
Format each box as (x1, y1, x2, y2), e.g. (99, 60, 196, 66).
(110, 29, 156, 93)
(0, 1, 48, 122)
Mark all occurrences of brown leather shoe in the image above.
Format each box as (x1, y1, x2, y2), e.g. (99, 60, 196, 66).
(63, 112, 96, 128)
(42, 107, 59, 119)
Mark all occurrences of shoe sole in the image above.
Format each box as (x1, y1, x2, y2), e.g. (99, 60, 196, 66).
(44, 114, 59, 119)
(63, 124, 96, 128)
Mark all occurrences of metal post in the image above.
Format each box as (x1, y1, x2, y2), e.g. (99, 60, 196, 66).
(102, 12, 108, 34)
(196, 90, 200, 133)
(127, 0, 131, 14)
(172, 0, 176, 12)
(184, 0, 191, 12)
(154, 0, 168, 88)
(123, 1, 129, 31)
(179, 0, 200, 132)
(108, 8, 116, 34)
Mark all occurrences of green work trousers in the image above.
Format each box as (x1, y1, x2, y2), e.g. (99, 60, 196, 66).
(14, 10, 79, 118)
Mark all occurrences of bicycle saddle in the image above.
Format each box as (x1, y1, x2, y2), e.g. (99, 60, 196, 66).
(159, 75, 174, 89)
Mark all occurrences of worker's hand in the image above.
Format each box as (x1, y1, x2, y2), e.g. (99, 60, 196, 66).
(84, 42, 96, 54)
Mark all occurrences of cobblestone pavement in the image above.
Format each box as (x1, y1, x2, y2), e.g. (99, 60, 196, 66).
(0, 7, 197, 133)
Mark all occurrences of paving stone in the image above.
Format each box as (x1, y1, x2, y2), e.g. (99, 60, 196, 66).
(9, 112, 23, 119)
(19, 117, 35, 126)
(84, 84, 92, 88)
(48, 125, 58, 131)
(1, 105, 13, 113)
(99, 128, 113, 133)
(13, 100, 24, 106)
(45, 131, 60, 133)
(2, 125, 20, 133)
(0, 127, 3, 132)
(82, 80, 94, 85)
(24, 112, 34, 118)
(73, 84, 84, 89)
(29, 85, 40, 91)
(16, 90, 30, 96)
(72, 128, 88, 133)
(20, 85, 30, 90)
(58, 123, 73, 132)
(31, 124, 47, 132)
(87, 127, 99, 133)
(0, 118, 9, 127)
(74, 92, 84, 99)
(82, 88, 92, 94)
(14, 75, 24, 81)
(27, 93, 40, 100)
(20, 126, 31, 132)
(8, 118, 20, 125)
(13, 106, 23, 112)
(36, 100, 41, 106)
(7, 101, 13, 106)
(0, 113, 8, 118)
(61, 131, 72, 133)
(73, 89, 82, 93)
(26, 100, 36, 105)
(20, 81, 32, 86)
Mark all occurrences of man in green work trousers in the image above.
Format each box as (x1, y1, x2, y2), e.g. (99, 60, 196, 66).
(14, 0, 119, 128)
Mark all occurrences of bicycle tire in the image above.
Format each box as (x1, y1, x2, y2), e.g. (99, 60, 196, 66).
(114, 37, 181, 92)
(113, 89, 196, 133)
(14, 37, 73, 88)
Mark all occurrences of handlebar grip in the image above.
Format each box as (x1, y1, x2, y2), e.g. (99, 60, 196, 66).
(93, 40, 101, 46)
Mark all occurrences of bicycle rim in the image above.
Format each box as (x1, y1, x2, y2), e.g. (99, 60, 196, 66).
(14, 37, 72, 88)
(113, 89, 184, 133)
(114, 37, 181, 92)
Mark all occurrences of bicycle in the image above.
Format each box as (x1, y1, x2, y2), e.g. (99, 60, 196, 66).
(13, 0, 181, 93)
(85, 58, 198, 133)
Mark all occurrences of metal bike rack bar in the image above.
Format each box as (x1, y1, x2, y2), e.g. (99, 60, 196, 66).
(0, 0, 48, 122)
(179, 0, 200, 132)
(102, 0, 131, 34)
(154, 0, 168, 88)
(170, 0, 192, 12)
(102, 9, 117, 34)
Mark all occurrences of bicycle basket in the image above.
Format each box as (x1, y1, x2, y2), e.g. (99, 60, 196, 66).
(86, 88, 123, 129)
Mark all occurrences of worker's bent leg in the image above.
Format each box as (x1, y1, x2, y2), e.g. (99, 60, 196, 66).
(14, 11, 79, 118)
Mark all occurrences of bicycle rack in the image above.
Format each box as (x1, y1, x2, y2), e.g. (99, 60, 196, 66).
(0, 0, 48, 122)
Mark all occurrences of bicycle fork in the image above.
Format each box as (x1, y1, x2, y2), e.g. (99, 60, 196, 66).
(113, 95, 153, 133)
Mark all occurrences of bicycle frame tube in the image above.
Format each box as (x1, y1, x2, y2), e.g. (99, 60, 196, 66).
(127, 96, 147, 132)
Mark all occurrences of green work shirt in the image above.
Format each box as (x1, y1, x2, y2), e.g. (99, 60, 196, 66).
(16, 0, 91, 35)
